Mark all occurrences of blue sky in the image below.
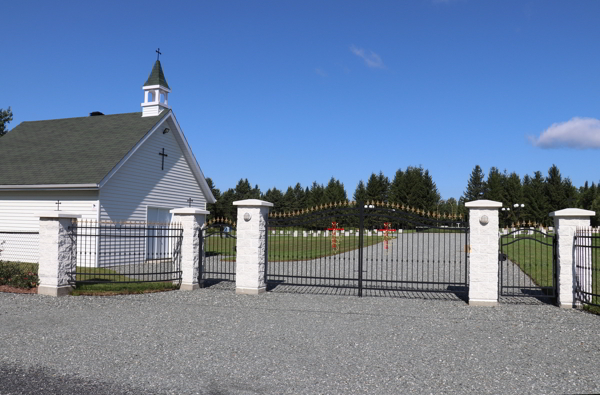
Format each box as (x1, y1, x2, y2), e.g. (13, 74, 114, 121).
(3, 0, 600, 200)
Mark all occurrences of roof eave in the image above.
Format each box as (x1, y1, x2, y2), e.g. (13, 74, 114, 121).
(0, 184, 100, 191)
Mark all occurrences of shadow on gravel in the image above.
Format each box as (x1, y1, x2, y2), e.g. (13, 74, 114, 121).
(0, 363, 160, 395)
(266, 282, 469, 302)
(200, 280, 236, 290)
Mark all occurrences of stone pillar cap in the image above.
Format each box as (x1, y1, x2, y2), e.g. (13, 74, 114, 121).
(233, 199, 274, 207)
(464, 199, 503, 208)
(549, 208, 595, 217)
(170, 208, 210, 215)
(37, 212, 82, 219)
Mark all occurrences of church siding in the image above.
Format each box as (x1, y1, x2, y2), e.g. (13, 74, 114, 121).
(0, 190, 99, 231)
(0, 191, 99, 264)
(98, 118, 206, 223)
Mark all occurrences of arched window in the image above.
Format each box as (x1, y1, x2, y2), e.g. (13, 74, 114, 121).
(147, 91, 154, 103)
(160, 93, 165, 103)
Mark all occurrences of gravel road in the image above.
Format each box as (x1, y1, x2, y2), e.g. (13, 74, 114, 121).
(1, 289, 599, 395)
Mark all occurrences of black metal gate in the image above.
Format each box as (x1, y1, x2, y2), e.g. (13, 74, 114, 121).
(266, 201, 469, 296)
(68, 220, 183, 285)
(574, 228, 599, 308)
(200, 218, 237, 286)
(499, 227, 557, 302)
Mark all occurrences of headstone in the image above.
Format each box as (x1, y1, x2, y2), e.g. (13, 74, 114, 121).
(293, 231, 298, 237)
(344, 231, 349, 236)
(303, 231, 307, 237)
(368, 231, 372, 236)
(325, 230, 329, 237)
(280, 231, 284, 235)
(398, 229, 403, 234)
(377, 231, 383, 236)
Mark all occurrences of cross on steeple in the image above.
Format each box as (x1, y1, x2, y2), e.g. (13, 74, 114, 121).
(156, 48, 162, 61)
(187, 198, 193, 207)
(158, 148, 168, 170)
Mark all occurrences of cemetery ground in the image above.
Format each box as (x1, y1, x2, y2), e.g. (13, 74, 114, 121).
(1, 288, 599, 395)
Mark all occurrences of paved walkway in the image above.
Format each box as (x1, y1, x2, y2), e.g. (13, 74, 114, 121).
(0, 289, 598, 394)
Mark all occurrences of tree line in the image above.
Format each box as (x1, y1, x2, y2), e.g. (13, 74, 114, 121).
(207, 163, 600, 227)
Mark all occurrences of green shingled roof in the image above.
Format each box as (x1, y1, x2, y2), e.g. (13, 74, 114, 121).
(0, 112, 168, 186)
(143, 60, 170, 89)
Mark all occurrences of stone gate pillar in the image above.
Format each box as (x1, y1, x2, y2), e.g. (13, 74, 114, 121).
(233, 199, 274, 295)
(171, 208, 209, 291)
(465, 200, 502, 306)
(37, 213, 81, 297)
(550, 208, 595, 308)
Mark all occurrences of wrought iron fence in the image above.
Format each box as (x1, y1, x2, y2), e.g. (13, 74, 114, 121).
(498, 227, 556, 302)
(200, 218, 236, 285)
(68, 220, 183, 285)
(574, 227, 600, 307)
(267, 201, 469, 296)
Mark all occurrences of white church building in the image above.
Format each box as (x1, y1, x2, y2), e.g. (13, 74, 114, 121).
(0, 59, 216, 263)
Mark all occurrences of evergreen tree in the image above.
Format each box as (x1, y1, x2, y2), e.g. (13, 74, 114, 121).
(353, 180, 367, 203)
(389, 166, 440, 211)
(0, 107, 12, 137)
(545, 164, 573, 212)
(504, 172, 523, 207)
(463, 165, 486, 202)
(388, 169, 405, 204)
(484, 167, 506, 203)
(591, 194, 600, 227)
(307, 181, 325, 208)
(324, 177, 347, 204)
(523, 172, 550, 225)
(233, 179, 254, 200)
(365, 171, 389, 202)
(214, 189, 236, 220)
(577, 181, 595, 210)
(205, 177, 221, 201)
(293, 183, 306, 209)
(281, 187, 296, 212)
(263, 187, 284, 209)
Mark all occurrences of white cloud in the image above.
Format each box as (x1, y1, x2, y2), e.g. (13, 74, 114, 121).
(350, 45, 385, 69)
(529, 117, 600, 149)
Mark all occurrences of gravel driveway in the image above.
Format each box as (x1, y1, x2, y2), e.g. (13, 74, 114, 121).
(1, 289, 598, 395)
(268, 233, 468, 293)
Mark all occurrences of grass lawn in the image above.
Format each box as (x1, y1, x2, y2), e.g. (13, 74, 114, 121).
(501, 233, 555, 288)
(204, 235, 237, 262)
(69, 266, 179, 295)
(268, 235, 388, 261)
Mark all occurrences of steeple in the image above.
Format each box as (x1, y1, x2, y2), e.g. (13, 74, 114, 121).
(141, 57, 171, 117)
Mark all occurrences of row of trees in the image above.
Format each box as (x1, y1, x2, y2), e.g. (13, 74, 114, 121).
(208, 166, 449, 221)
(208, 164, 600, 227)
(464, 164, 600, 226)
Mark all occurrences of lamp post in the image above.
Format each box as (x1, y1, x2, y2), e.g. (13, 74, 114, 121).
(501, 207, 511, 228)
(513, 203, 525, 226)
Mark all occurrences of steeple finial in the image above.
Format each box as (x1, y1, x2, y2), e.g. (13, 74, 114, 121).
(156, 48, 161, 61)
